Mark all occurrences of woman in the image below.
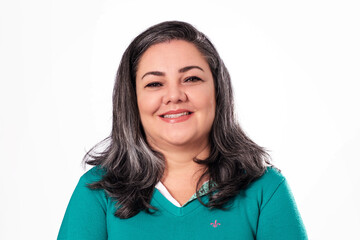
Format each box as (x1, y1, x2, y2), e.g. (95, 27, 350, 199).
(58, 21, 307, 239)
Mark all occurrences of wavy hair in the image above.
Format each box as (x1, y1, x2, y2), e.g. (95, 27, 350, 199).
(84, 21, 271, 219)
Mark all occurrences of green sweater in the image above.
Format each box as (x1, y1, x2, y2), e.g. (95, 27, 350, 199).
(58, 167, 307, 239)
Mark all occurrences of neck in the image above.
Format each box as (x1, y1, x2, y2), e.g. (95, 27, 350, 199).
(146, 137, 210, 184)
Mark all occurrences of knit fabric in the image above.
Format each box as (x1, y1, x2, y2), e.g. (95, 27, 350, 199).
(58, 167, 307, 240)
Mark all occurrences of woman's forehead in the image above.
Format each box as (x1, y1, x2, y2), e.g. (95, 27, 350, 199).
(136, 40, 210, 74)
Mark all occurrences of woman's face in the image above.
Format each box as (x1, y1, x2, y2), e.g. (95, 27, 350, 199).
(136, 40, 216, 149)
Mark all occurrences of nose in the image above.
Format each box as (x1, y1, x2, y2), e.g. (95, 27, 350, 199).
(162, 84, 187, 104)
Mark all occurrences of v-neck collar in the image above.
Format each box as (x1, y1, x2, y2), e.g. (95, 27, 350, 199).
(151, 181, 214, 216)
(152, 188, 208, 216)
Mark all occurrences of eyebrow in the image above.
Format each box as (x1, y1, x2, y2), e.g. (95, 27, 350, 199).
(141, 65, 204, 79)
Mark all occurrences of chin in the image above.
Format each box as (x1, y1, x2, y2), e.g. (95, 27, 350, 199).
(162, 134, 196, 146)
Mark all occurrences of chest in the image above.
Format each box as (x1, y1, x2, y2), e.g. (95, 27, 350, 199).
(106, 196, 260, 240)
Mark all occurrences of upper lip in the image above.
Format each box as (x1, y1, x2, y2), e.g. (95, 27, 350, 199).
(159, 109, 193, 116)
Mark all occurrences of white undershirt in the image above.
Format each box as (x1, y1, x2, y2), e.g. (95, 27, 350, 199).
(155, 180, 210, 207)
(155, 181, 182, 207)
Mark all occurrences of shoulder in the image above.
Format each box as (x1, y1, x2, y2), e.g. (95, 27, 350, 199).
(250, 167, 308, 238)
(253, 166, 285, 188)
(243, 167, 287, 206)
(248, 166, 285, 189)
(82, 165, 107, 180)
(80, 166, 107, 185)
(58, 166, 109, 239)
(71, 166, 109, 207)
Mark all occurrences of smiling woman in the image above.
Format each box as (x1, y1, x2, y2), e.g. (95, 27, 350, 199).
(136, 40, 216, 204)
(58, 21, 307, 240)
(136, 40, 215, 152)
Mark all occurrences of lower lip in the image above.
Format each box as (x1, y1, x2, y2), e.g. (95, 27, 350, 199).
(159, 113, 192, 123)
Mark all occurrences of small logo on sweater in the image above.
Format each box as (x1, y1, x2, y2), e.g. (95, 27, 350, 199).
(210, 220, 221, 228)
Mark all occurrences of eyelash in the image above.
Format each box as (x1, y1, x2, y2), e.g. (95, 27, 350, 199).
(144, 76, 202, 88)
(145, 82, 162, 88)
(184, 76, 202, 82)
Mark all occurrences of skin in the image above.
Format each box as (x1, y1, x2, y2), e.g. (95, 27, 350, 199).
(136, 40, 216, 205)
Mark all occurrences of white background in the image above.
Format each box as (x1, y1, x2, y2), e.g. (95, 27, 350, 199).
(1, 0, 359, 239)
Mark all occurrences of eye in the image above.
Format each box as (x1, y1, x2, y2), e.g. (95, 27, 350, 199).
(145, 82, 162, 88)
(184, 76, 202, 82)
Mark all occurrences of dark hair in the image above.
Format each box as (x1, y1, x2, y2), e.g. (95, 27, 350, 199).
(84, 21, 271, 219)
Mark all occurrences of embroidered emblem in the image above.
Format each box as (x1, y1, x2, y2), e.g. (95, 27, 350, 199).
(210, 220, 221, 228)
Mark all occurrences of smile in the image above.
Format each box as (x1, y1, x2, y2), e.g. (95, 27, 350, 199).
(162, 112, 191, 118)
(159, 110, 193, 123)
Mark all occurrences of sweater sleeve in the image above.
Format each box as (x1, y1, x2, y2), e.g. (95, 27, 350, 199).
(57, 171, 108, 240)
(256, 178, 308, 240)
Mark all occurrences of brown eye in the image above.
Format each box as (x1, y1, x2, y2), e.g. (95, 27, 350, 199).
(184, 76, 202, 82)
(145, 82, 162, 88)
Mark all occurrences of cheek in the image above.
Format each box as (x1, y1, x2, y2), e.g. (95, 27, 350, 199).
(137, 93, 161, 118)
(188, 85, 216, 114)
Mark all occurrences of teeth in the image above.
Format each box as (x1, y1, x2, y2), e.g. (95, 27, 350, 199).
(163, 112, 190, 118)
